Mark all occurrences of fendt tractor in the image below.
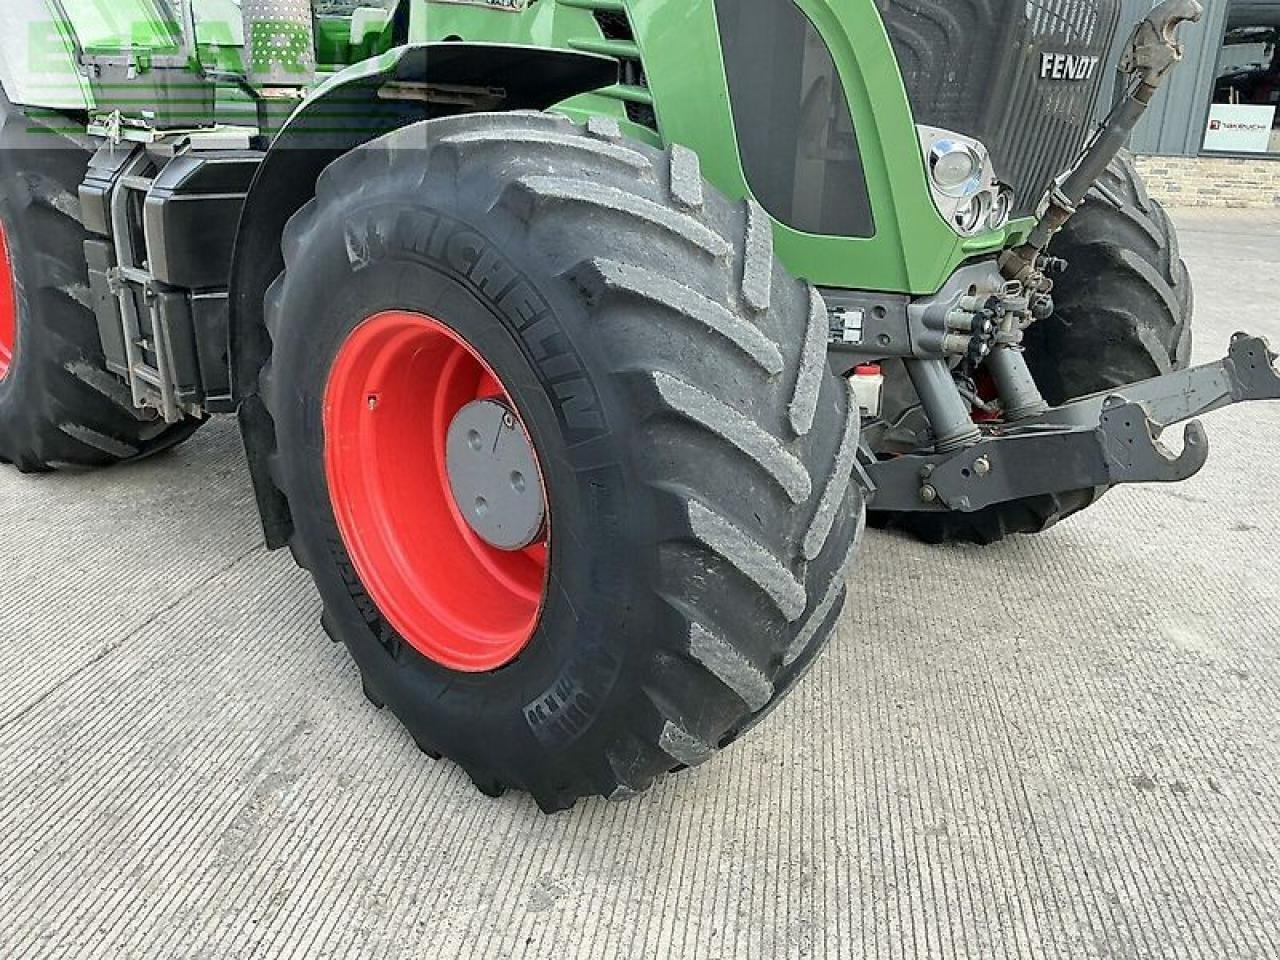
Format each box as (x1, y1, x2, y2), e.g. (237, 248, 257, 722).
(1, 0, 1277, 810)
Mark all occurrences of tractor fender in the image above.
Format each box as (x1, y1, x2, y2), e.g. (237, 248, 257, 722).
(229, 42, 617, 548)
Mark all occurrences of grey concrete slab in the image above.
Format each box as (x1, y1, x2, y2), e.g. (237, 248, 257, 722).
(0, 209, 1278, 960)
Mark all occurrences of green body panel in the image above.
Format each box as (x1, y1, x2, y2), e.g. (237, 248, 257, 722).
(58, 0, 181, 56)
(9, 1, 388, 114)
(2, 0, 182, 110)
(5, 0, 246, 111)
(410, 1, 661, 147)
(416, 0, 1030, 296)
(16, 0, 1035, 297)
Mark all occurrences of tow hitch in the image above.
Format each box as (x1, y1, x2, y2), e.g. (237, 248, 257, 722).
(868, 334, 1280, 513)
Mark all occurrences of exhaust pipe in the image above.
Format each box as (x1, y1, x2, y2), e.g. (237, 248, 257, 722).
(240, 0, 318, 91)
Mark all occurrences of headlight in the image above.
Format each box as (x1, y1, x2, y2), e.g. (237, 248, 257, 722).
(986, 190, 1014, 231)
(929, 140, 983, 197)
(917, 125, 1009, 239)
(954, 193, 989, 235)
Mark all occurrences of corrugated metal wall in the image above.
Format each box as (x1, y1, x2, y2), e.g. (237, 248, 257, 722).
(1100, 1, 1231, 156)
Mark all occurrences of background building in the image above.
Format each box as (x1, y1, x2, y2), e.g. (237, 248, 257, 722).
(1099, 0, 1280, 205)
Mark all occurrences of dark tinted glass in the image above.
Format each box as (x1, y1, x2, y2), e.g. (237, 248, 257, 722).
(1204, 16, 1280, 156)
(714, 0, 875, 238)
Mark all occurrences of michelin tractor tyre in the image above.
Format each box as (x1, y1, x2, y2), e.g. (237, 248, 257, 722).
(0, 89, 200, 472)
(260, 113, 866, 812)
(870, 150, 1192, 545)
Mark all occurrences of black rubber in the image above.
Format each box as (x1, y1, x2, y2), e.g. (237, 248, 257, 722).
(1025, 149, 1193, 404)
(871, 151, 1193, 545)
(0, 90, 200, 472)
(259, 112, 865, 811)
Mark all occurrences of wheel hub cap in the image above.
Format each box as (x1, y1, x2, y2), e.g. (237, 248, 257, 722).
(323, 311, 551, 673)
(446, 398, 546, 551)
(0, 220, 17, 381)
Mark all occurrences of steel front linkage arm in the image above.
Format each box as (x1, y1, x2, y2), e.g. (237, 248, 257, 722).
(867, 334, 1280, 514)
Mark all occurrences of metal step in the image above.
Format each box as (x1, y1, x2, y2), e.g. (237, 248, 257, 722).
(131, 364, 164, 390)
(109, 150, 183, 424)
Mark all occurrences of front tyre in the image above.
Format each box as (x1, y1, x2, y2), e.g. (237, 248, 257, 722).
(261, 113, 865, 811)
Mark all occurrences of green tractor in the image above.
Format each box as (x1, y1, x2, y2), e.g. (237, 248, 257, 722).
(1, 0, 1276, 810)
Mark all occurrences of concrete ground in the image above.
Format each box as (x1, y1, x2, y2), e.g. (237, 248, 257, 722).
(1, 209, 1278, 959)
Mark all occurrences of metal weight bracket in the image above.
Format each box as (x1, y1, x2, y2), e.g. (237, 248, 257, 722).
(867, 334, 1280, 513)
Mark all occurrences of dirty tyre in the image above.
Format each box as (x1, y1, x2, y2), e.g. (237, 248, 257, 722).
(1026, 149, 1192, 404)
(0, 89, 200, 471)
(870, 151, 1192, 545)
(261, 112, 865, 811)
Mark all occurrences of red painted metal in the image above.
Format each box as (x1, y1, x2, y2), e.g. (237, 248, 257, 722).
(323, 311, 550, 672)
(0, 220, 16, 381)
(971, 369, 1003, 423)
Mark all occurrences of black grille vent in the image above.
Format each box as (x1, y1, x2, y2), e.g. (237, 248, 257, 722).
(878, 0, 1122, 216)
(590, 10, 657, 130)
(625, 99, 658, 130)
(593, 10, 632, 40)
(1025, 0, 1103, 44)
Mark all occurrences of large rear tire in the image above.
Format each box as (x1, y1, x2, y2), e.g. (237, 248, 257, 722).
(870, 151, 1192, 545)
(260, 113, 865, 811)
(0, 90, 201, 471)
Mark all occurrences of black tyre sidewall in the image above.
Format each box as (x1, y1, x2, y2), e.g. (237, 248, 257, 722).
(0, 92, 202, 469)
(264, 113, 864, 807)
(271, 199, 662, 790)
(0, 201, 35, 412)
(0, 128, 88, 424)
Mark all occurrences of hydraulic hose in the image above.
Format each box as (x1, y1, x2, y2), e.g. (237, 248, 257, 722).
(1001, 0, 1204, 284)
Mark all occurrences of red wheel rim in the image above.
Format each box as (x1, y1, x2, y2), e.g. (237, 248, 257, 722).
(0, 220, 17, 381)
(323, 311, 550, 672)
